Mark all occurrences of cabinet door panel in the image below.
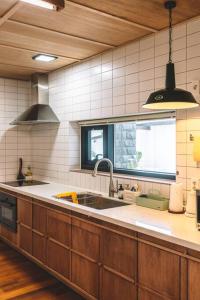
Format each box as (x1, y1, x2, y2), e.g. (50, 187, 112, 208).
(32, 232, 46, 263)
(102, 268, 136, 300)
(72, 218, 100, 260)
(138, 288, 167, 300)
(71, 252, 99, 298)
(47, 210, 71, 246)
(18, 198, 32, 227)
(19, 224, 32, 254)
(138, 242, 180, 299)
(103, 229, 136, 279)
(188, 260, 200, 300)
(1, 224, 17, 245)
(33, 204, 46, 234)
(47, 239, 70, 279)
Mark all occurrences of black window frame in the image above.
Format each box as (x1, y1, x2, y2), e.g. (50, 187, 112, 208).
(81, 122, 176, 181)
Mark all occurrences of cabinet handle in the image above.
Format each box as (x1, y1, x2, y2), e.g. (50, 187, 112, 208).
(98, 262, 102, 267)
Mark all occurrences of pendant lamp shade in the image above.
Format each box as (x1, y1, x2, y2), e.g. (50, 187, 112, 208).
(143, 1, 199, 110)
(144, 63, 198, 110)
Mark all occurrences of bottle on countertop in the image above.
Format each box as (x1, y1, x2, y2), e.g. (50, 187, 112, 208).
(185, 181, 196, 217)
(25, 166, 33, 182)
(17, 158, 25, 182)
(118, 184, 124, 199)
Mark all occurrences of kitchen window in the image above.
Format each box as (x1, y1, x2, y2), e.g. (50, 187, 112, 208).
(81, 114, 176, 180)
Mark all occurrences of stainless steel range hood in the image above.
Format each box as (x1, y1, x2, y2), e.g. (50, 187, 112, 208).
(10, 74, 60, 125)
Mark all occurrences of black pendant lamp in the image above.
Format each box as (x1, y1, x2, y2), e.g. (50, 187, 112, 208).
(143, 0, 199, 110)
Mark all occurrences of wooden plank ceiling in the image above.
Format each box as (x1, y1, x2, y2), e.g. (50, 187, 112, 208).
(0, 0, 199, 80)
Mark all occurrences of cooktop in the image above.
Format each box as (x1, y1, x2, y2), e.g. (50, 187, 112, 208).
(3, 180, 49, 187)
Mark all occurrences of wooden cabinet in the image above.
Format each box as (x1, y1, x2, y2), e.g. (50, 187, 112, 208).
(101, 268, 137, 300)
(47, 210, 71, 246)
(2, 189, 200, 300)
(32, 204, 46, 263)
(18, 198, 32, 227)
(101, 229, 137, 300)
(47, 239, 70, 279)
(138, 288, 166, 300)
(32, 232, 46, 263)
(138, 242, 180, 299)
(71, 217, 101, 299)
(32, 204, 46, 234)
(18, 198, 32, 254)
(102, 229, 137, 278)
(46, 210, 71, 280)
(0, 224, 17, 245)
(72, 252, 99, 298)
(188, 259, 200, 300)
(19, 224, 32, 254)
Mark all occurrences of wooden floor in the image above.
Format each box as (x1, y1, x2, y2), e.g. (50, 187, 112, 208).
(0, 240, 84, 300)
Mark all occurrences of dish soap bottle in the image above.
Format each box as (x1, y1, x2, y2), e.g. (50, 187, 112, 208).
(118, 184, 124, 199)
(25, 166, 33, 182)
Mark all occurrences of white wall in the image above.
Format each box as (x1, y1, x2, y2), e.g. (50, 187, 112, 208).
(30, 16, 200, 199)
(0, 78, 31, 182)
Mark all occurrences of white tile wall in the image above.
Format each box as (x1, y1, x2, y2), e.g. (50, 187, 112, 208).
(0, 78, 31, 182)
(28, 16, 200, 199)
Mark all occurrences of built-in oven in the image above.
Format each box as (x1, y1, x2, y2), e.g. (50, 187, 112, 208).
(0, 192, 17, 232)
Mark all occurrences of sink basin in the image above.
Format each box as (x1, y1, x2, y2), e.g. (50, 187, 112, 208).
(54, 193, 130, 210)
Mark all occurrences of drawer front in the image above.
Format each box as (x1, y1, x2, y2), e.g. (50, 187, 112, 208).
(47, 210, 71, 246)
(18, 198, 32, 227)
(102, 229, 137, 279)
(32, 204, 46, 234)
(72, 218, 101, 260)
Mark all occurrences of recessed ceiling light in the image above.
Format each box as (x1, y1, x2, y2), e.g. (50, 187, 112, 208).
(32, 54, 58, 62)
(20, 0, 64, 11)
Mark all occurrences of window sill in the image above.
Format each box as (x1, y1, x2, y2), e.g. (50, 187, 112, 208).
(70, 169, 175, 185)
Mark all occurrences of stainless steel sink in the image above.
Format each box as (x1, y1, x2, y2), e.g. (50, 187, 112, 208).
(54, 193, 130, 210)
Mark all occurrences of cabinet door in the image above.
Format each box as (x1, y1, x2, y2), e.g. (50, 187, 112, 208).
(19, 224, 32, 254)
(188, 260, 200, 300)
(101, 268, 137, 300)
(32, 204, 47, 263)
(102, 229, 137, 279)
(71, 252, 99, 299)
(72, 218, 100, 260)
(0, 224, 17, 245)
(18, 198, 32, 227)
(138, 288, 167, 300)
(32, 204, 46, 234)
(47, 239, 70, 279)
(32, 232, 46, 263)
(71, 218, 101, 299)
(47, 210, 71, 246)
(138, 242, 180, 299)
(101, 229, 137, 300)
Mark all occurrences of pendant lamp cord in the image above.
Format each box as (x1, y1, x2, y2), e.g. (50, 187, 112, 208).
(169, 6, 173, 63)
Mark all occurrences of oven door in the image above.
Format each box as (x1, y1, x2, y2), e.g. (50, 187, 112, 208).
(0, 198, 17, 232)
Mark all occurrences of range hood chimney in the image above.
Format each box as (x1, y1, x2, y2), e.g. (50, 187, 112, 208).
(10, 74, 60, 125)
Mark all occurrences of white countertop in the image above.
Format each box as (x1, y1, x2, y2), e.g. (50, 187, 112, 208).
(0, 181, 200, 251)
